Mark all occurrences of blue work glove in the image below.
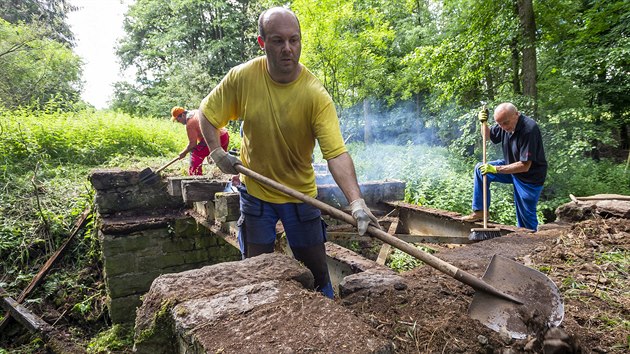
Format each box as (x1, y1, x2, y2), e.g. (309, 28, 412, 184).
(478, 107, 489, 123)
(479, 163, 497, 175)
(210, 147, 241, 175)
(350, 198, 380, 235)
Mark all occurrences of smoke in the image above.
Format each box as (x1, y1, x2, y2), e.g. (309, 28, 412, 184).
(339, 99, 441, 146)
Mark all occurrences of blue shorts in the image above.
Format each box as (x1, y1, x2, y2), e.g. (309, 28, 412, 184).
(236, 185, 327, 253)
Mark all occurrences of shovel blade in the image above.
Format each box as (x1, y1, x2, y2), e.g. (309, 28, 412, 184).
(468, 254, 564, 339)
(138, 167, 154, 180)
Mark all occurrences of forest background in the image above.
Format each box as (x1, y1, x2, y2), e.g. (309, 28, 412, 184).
(0, 0, 628, 351)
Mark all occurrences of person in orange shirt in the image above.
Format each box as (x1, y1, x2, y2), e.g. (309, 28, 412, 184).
(171, 106, 229, 175)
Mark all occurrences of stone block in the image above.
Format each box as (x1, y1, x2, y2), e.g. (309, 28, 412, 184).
(104, 253, 137, 277)
(135, 275, 393, 353)
(181, 249, 212, 264)
(107, 293, 143, 324)
(161, 237, 196, 253)
(214, 192, 240, 222)
(134, 253, 314, 342)
(157, 253, 187, 268)
(182, 180, 227, 203)
(120, 232, 163, 252)
(108, 272, 162, 298)
(136, 256, 162, 273)
(194, 234, 220, 248)
(339, 268, 407, 298)
(166, 176, 208, 197)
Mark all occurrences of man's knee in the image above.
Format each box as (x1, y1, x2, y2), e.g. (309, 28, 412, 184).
(245, 242, 275, 258)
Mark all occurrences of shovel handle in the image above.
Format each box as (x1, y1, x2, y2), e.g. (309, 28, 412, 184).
(154, 156, 183, 174)
(481, 105, 489, 229)
(234, 164, 521, 303)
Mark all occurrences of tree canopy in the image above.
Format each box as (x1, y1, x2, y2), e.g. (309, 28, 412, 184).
(0, 18, 82, 110)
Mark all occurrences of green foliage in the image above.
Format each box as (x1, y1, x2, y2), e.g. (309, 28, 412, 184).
(87, 324, 135, 353)
(294, 0, 397, 108)
(112, 0, 264, 116)
(0, 0, 77, 44)
(387, 245, 436, 273)
(0, 105, 184, 301)
(0, 106, 183, 170)
(0, 105, 189, 350)
(0, 19, 83, 110)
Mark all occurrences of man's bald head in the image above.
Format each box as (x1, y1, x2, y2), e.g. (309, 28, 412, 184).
(258, 7, 301, 40)
(495, 102, 518, 117)
(494, 102, 520, 133)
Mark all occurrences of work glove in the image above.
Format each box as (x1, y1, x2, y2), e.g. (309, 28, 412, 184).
(350, 198, 380, 236)
(479, 163, 497, 175)
(478, 107, 489, 123)
(210, 147, 241, 175)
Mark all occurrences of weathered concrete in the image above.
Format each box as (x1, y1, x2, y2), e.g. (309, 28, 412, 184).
(339, 268, 408, 298)
(133, 253, 313, 352)
(90, 169, 242, 324)
(134, 253, 393, 354)
(89, 169, 184, 215)
(317, 180, 405, 211)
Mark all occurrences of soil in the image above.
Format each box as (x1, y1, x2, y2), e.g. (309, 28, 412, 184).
(2, 214, 628, 353)
(340, 217, 629, 353)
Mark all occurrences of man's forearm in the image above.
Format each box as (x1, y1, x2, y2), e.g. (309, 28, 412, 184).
(496, 161, 531, 174)
(198, 109, 221, 151)
(327, 152, 361, 203)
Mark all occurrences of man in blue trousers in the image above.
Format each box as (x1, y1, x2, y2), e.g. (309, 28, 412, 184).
(462, 102, 547, 231)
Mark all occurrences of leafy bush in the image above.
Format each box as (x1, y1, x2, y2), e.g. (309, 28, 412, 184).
(0, 106, 186, 351)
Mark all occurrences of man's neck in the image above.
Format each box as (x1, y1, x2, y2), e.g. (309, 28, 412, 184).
(267, 65, 302, 84)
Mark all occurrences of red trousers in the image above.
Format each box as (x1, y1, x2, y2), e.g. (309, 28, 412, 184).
(189, 144, 210, 175)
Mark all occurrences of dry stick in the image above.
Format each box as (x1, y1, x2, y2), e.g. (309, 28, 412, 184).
(0, 205, 92, 332)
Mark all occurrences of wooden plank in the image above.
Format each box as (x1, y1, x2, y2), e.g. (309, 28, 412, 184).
(0, 287, 54, 333)
(326, 232, 474, 245)
(376, 216, 399, 265)
(0, 287, 87, 353)
(571, 193, 630, 201)
(0, 206, 91, 331)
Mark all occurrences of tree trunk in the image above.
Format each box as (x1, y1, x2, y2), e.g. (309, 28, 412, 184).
(510, 37, 521, 95)
(517, 0, 538, 115)
(620, 123, 629, 150)
(486, 69, 495, 101)
(363, 99, 373, 144)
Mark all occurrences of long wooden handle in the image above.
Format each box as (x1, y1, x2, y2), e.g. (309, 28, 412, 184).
(482, 120, 488, 229)
(235, 164, 520, 303)
(155, 156, 182, 174)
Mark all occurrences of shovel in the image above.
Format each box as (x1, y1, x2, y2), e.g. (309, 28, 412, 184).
(234, 164, 564, 339)
(138, 156, 182, 185)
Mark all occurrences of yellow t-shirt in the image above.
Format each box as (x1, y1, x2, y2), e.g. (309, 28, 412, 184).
(200, 56, 346, 203)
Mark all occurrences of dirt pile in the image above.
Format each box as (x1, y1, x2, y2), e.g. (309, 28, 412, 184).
(341, 216, 628, 353)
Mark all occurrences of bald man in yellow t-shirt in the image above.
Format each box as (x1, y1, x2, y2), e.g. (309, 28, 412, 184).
(198, 7, 377, 299)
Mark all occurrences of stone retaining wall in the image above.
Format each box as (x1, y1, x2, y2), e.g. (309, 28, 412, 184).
(89, 170, 241, 323)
